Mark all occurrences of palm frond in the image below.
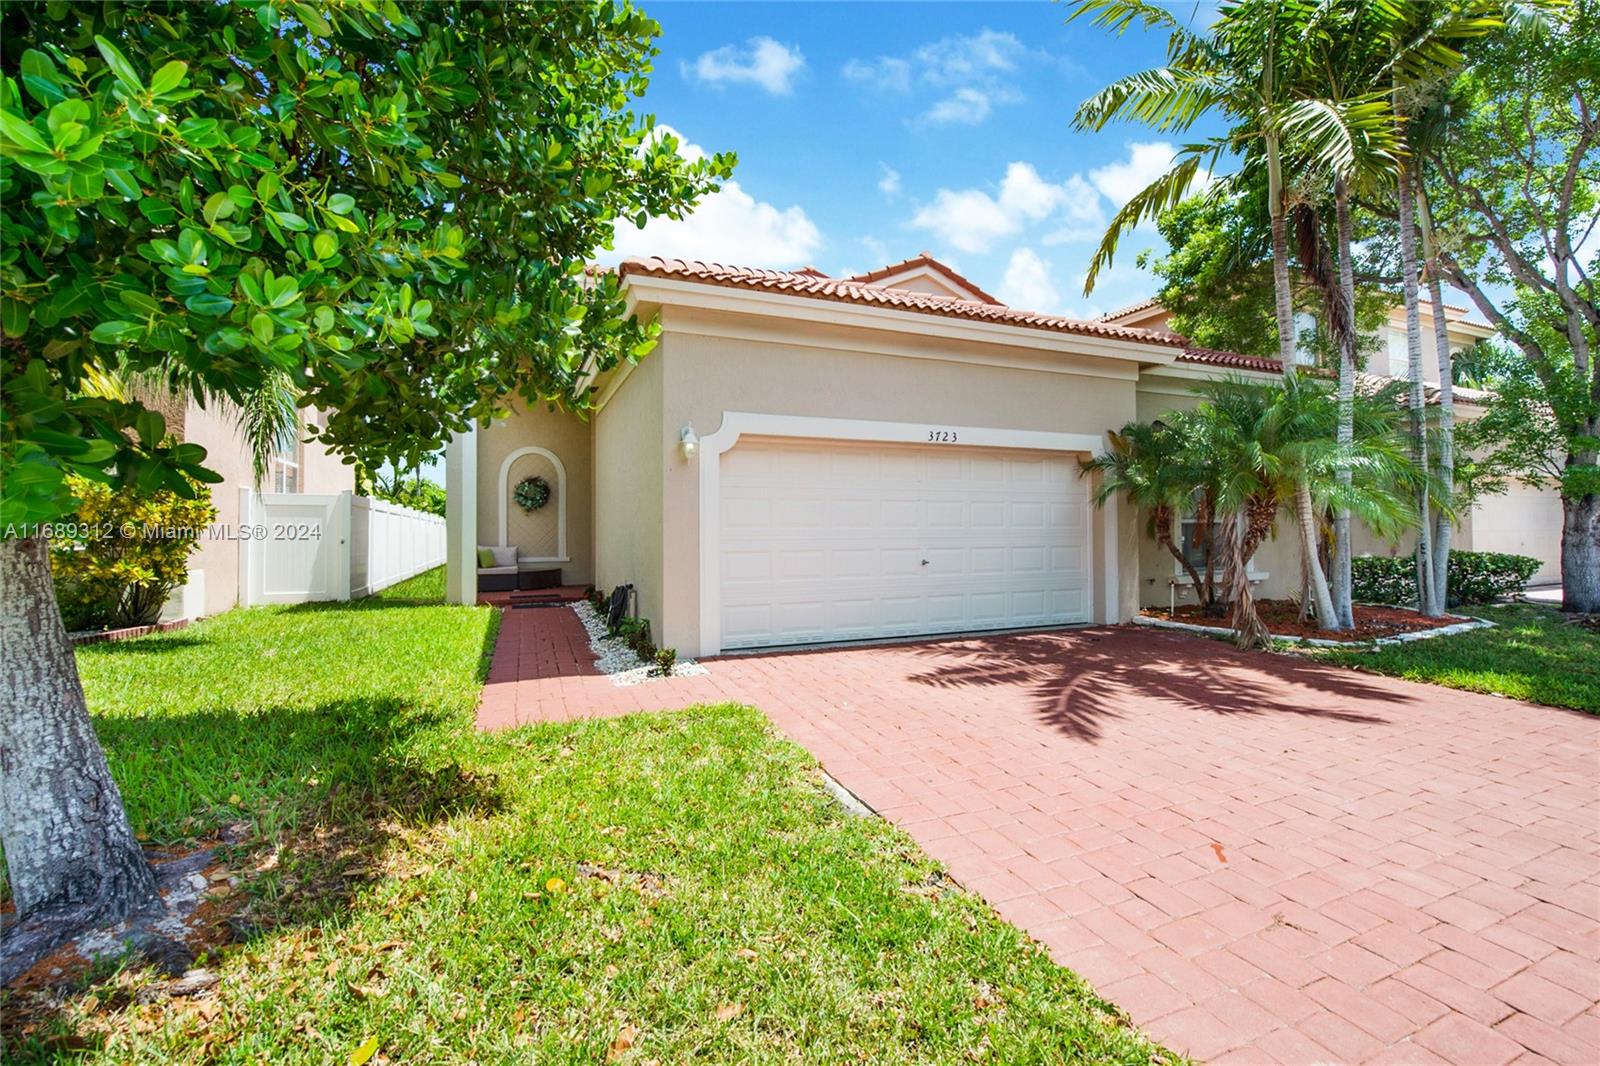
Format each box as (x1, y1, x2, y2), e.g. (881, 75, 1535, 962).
(1072, 65, 1232, 134)
(236, 369, 302, 487)
(1083, 152, 1210, 294)
(1273, 93, 1403, 181)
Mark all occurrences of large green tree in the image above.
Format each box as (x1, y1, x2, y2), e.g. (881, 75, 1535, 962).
(1426, 0, 1600, 612)
(0, 0, 730, 977)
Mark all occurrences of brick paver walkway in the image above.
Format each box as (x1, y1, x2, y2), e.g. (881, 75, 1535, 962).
(479, 606, 1600, 1063)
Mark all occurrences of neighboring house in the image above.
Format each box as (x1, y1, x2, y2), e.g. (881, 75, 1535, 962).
(1100, 294, 1562, 585)
(443, 254, 1560, 656)
(146, 395, 353, 619)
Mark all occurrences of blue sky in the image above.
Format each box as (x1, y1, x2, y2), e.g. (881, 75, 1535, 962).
(598, 1, 1225, 319)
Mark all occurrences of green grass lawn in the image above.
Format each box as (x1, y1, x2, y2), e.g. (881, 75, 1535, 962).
(1314, 602, 1600, 714)
(6, 568, 1175, 1065)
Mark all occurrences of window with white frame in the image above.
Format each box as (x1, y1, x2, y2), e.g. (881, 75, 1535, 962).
(1174, 499, 1264, 580)
(267, 424, 302, 493)
(1179, 513, 1220, 571)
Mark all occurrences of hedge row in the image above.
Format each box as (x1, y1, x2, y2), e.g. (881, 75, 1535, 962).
(1352, 551, 1543, 608)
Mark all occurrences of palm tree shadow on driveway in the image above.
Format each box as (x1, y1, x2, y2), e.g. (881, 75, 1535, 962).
(901, 627, 1409, 742)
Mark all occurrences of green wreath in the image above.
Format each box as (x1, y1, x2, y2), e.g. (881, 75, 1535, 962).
(513, 475, 551, 512)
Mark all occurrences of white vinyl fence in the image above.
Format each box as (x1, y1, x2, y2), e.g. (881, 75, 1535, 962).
(239, 489, 446, 607)
(350, 495, 448, 597)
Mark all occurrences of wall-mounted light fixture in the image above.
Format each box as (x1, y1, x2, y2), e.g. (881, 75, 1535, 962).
(679, 424, 698, 460)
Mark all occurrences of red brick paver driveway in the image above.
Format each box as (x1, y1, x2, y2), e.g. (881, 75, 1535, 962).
(480, 608, 1600, 1063)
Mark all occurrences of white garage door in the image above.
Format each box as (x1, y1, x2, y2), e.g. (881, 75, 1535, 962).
(1470, 482, 1563, 585)
(719, 437, 1091, 650)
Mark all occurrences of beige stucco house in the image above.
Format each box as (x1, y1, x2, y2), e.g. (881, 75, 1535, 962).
(443, 254, 1559, 657)
(150, 396, 353, 619)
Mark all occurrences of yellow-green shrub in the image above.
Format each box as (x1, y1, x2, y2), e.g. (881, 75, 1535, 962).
(51, 474, 216, 630)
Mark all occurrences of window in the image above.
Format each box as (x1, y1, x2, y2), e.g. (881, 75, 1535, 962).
(266, 424, 301, 493)
(1174, 501, 1264, 581)
(1179, 515, 1218, 571)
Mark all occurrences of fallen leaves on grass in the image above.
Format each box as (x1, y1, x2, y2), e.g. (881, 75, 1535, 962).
(607, 1023, 640, 1061)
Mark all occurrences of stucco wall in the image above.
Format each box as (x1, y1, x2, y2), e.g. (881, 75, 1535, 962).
(653, 307, 1143, 654)
(476, 401, 595, 586)
(594, 352, 665, 633)
(181, 402, 352, 617)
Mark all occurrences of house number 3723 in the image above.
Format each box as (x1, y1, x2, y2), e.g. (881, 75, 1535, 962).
(926, 429, 959, 443)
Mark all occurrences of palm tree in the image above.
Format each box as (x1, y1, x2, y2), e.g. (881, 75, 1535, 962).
(1189, 375, 1424, 648)
(80, 358, 301, 487)
(1081, 420, 1222, 612)
(1282, 1, 1506, 626)
(1069, 0, 1407, 632)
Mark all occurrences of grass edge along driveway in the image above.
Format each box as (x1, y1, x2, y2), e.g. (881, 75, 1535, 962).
(1312, 602, 1599, 715)
(4, 569, 1180, 1065)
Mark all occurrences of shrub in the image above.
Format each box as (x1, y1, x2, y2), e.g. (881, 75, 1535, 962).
(653, 647, 677, 677)
(51, 474, 216, 630)
(377, 479, 446, 517)
(1352, 551, 1543, 608)
(610, 615, 655, 661)
(1351, 556, 1414, 606)
(1449, 551, 1542, 605)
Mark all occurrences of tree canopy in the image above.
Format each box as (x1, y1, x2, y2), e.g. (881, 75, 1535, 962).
(1, 0, 733, 530)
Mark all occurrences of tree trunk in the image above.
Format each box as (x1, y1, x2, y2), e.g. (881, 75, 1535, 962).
(1332, 177, 1358, 628)
(1295, 482, 1338, 627)
(1198, 490, 1219, 613)
(1396, 156, 1438, 616)
(1227, 510, 1272, 650)
(1267, 131, 1345, 634)
(1, 535, 160, 981)
(1427, 265, 1456, 610)
(1420, 187, 1455, 612)
(1562, 492, 1600, 614)
(1266, 135, 1299, 380)
(1154, 505, 1207, 601)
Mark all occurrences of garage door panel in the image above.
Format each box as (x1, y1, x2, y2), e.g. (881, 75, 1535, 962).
(719, 438, 1092, 649)
(1011, 545, 1046, 573)
(1010, 500, 1046, 528)
(971, 501, 1005, 526)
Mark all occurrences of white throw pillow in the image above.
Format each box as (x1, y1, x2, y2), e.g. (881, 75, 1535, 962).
(490, 545, 518, 568)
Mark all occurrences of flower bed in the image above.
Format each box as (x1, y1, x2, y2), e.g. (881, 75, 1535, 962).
(1136, 599, 1493, 646)
(572, 600, 708, 686)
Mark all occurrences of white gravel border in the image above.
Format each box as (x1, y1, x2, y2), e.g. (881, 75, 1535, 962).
(1131, 611, 1495, 648)
(572, 600, 708, 686)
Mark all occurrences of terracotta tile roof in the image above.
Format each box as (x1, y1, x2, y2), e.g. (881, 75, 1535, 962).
(843, 252, 1004, 306)
(618, 257, 1183, 346)
(1176, 346, 1284, 373)
(1356, 372, 1489, 407)
(1097, 297, 1163, 322)
(1170, 350, 1486, 406)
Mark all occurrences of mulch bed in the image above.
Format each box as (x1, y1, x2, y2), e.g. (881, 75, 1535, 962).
(1143, 599, 1473, 643)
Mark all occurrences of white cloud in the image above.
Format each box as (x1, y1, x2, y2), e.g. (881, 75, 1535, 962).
(842, 56, 911, 93)
(877, 164, 901, 197)
(910, 162, 1076, 253)
(843, 29, 1031, 125)
(1040, 175, 1108, 245)
(686, 37, 806, 96)
(1088, 141, 1181, 212)
(925, 87, 994, 125)
(999, 248, 1061, 313)
(912, 29, 1025, 85)
(603, 126, 822, 267)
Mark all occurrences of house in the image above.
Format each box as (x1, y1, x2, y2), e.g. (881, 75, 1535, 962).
(442, 254, 1559, 656)
(144, 394, 353, 619)
(1100, 293, 1563, 585)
